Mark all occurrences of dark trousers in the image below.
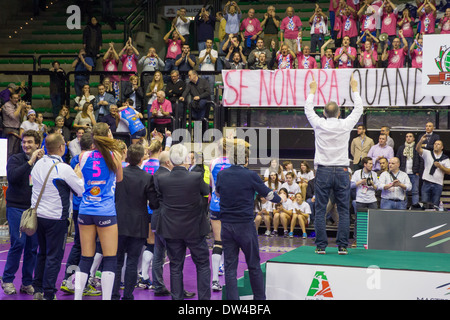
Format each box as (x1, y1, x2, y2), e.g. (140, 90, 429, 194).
(64, 209, 80, 280)
(112, 235, 146, 300)
(32, 217, 68, 300)
(165, 237, 211, 300)
(221, 221, 265, 300)
(152, 232, 168, 292)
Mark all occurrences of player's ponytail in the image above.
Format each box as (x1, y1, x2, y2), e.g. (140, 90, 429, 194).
(92, 122, 120, 173)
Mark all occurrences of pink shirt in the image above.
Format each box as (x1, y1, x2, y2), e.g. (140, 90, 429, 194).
(441, 17, 450, 34)
(276, 53, 295, 69)
(335, 46, 357, 68)
(360, 14, 377, 33)
(360, 50, 378, 68)
(321, 55, 335, 69)
(334, 12, 343, 38)
(166, 39, 182, 59)
(398, 18, 414, 38)
(387, 48, 407, 68)
(381, 12, 398, 36)
(281, 16, 303, 39)
(329, 0, 339, 12)
(150, 99, 172, 124)
(410, 49, 423, 68)
(103, 59, 119, 82)
(240, 18, 262, 37)
(310, 16, 328, 34)
(296, 52, 317, 69)
(341, 14, 358, 38)
(421, 12, 436, 34)
(120, 54, 139, 81)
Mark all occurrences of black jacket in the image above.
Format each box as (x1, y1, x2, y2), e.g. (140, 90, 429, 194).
(121, 82, 145, 113)
(6, 152, 33, 209)
(396, 144, 423, 175)
(155, 166, 210, 239)
(115, 165, 159, 239)
(181, 77, 211, 101)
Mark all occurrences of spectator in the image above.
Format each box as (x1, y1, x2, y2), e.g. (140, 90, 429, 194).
(351, 157, 379, 212)
(58, 105, 74, 131)
(83, 16, 103, 61)
(409, 34, 423, 68)
(2, 93, 24, 159)
(31, 133, 84, 300)
(53, 115, 72, 143)
(146, 71, 165, 111)
(298, 161, 315, 199)
(367, 133, 395, 171)
(254, 195, 274, 236)
(74, 84, 96, 112)
(250, 51, 274, 70)
(68, 127, 85, 158)
(175, 44, 196, 79)
(338, 6, 358, 48)
(334, 35, 357, 68)
(150, 90, 173, 133)
(379, 0, 398, 50)
(155, 144, 211, 300)
(309, 4, 328, 53)
(418, 0, 437, 34)
(140, 47, 166, 92)
(420, 121, 440, 151)
(358, 0, 377, 43)
(222, 34, 245, 63)
(223, 1, 242, 37)
(261, 5, 281, 50)
(165, 70, 186, 131)
(273, 44, 296, 69)
(36, 112, 48, 138)
(247, 38, 272, 69)
(289, 192, 312, 239)
(121, 75, 145, 113)
(0, 82, 24, 105)
(72, 49, 94, 97)
(49, 61, 66, 118)
(102, 43, 120, 99)
(74, 102, 96, 133)
(100, 104, 119, 133)
(416, 136, 450, 207)
(280, 7, 303, 53)
(195, 7, 216, 52)
(95, 83, 116, 122)
(376, 156, 389, 177)
(240, 8, 262, 56)
(397, 132, 422, 207)
(398, 8, 415, 50)
(119, 37, 140, 83)
(350, 124, 375, 171)
(381, 125, 395, 149)
(1, 130, 43, 296)
(296, 39, 318, 69)
(19, 109, 40, 137)
(163, 26, 185, 79)
(172, 7, 191, 43)
(320, 39, 335, 69)
(198, 38, 218, 97)
(439, 7, 450, 34)
(329, 0, 340, 40)
(112, 143, 159, 300)
(273, 188, 293, 238)
(359, 39, 378, 68)
(378, 157, 412, 210)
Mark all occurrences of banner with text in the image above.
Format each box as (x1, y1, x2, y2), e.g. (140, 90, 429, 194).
(222, 68, 450, 107)
(422, 34, 450, 97)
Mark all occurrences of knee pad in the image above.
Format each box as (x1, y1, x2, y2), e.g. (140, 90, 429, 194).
(78, 256, 94, 274)
(212, 241, 223, 255)
(102, 256, 117, 273)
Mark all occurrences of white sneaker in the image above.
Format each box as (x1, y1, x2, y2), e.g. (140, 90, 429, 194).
(212, 281, 222, 291)
(2, 282, 16, 295)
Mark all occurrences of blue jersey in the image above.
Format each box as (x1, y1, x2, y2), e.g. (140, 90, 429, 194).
(120, 107, 145, 135)
(209, 157, 231, 212)
(79, 150, 117, 216)
(141, 158, 160, 214)
(70, 154, 82, 211)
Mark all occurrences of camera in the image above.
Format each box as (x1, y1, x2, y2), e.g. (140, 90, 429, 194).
(366, 175, 373, 187)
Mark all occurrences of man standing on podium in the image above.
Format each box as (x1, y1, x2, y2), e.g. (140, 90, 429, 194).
(305, 73, 363, 255)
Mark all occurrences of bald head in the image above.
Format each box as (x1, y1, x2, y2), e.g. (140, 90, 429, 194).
(324, 101, 340, 118)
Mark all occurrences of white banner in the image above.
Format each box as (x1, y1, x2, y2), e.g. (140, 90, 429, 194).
(422, 34, 450, 96)
(222, 68, 450, 107)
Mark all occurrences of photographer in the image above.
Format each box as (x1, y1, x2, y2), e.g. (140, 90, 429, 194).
(351, 157, 379, 211)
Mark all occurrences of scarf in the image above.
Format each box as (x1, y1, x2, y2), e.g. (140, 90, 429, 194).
(429, 152, 449, 176)
(403, 141, 415, 160)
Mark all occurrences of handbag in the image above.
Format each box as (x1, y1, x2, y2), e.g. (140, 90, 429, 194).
(19, 162, 59, 237)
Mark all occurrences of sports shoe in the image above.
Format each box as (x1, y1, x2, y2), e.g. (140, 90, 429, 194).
(315, 247, 326, 254)
(60, 279, 74, 294)
(283, 230, 289, 238)
(218, 264, 224, 276)
(288, 232, 294, 238)
(20, 284, 34, 295)
(137, 278, 152, 289)
(270, 230, 277, 237)
(264, 230, 271, 237)
(338, 247, 348, 255)
(302, 232, 307, 239)
(33, 292, 44, 300)
(83, 284, 102, 296)
(88, 276, 101, 288)
(212, 281, 222, 291)
(2, 282, 16, 295)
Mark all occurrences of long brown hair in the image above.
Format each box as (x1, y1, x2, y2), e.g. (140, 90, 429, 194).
(92, 122, 120, 173)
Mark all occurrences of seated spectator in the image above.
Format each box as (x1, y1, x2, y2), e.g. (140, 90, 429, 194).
(121, 75, 145, 113)
(381, 32, 408, 68)
(410, 34, 423, 69)
(150, 90, 173, 133)
(296, 36, 318, 69)
(163, 26, 185, 79)
(289, 192, 311, 239)
(247, 38, 272, 69)
(165, 70, 186, 130)
(73, 102, 96, 132)
(240, 8, 262, 56)
(250, 51, 274, 70)
(254, 195, 274, 237)
(36, 112, 48, 139)
(224, 51, 247, 69)
(72, 49, 94, 97)
(196, 7, 215, 52)
(282, 160, 297, 181)
(263, 158, 285, 182)
(265, 171, 282, 192)
(139, 47, 165, 91)
(175, 44, 196, 80)
(68, 127, 85, 158)
(320, 39, 335, 69)
(261, 5, 281, 50)
(273, 44, 296, 69)
(74, 84, 96, 112)
(146, 71, 165, 112)
(280, 7, 303, 53)
(53, 115, 72, 143)
(334, 35, 357, 68)
(58, 105, 74, 131)
(273, 188, 293, 238)
(280, 172, 301, 200)
(305, 178, 316, 225)
(101, 77, 119, 102)
(100, 104, 119, 133)
(298, 160, 315, 199)
(439, 7, 450, 34)
(95, 84, 116, 121)
(19, 109, 39, 136)
(20, 103, 32, 123)
(223, 1, 242, 37)
(117, 98, 146, 144)
(309, 4, 328, 53)
(418, 0, 436, 34)
(118, 37, 139, 84)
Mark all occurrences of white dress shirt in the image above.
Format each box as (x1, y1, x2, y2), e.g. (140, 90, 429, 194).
(378, 170, 412, 201)
(305, 92, 364, 167)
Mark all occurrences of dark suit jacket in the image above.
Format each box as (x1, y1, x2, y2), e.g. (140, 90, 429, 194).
(150, 166, 171, 233)
(422, 132, 440, 151)
(121, 82, 145, 113)
(155, 166, 210, 239)
(115, 165, 159, 239)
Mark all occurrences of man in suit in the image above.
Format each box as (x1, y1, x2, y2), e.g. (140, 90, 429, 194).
(420, 122, 440, 151)
(94, 84, 116, 121)
(112, 143, 159, 300)
(155, 144, 211, 300)
(350, 124, 374, 171)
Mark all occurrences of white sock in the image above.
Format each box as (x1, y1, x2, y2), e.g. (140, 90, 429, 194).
(141, 250, 153, 280)
(101, 271, 115, 300)
(74, 271, 88, 300)
(212, 254, 222, 282)
(90, 253, 103, 277)
(121, 254, 127, 283)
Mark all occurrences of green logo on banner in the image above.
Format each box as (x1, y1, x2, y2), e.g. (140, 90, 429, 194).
(306, 271, 334, 298)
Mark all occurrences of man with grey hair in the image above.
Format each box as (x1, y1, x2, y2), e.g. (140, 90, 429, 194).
(305, 74, 363, 255)
(155, 143, 210, 300)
